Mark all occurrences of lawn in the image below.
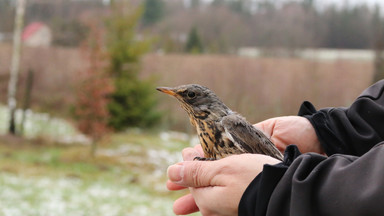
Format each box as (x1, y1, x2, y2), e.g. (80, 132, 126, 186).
(0, 130, 198, 216)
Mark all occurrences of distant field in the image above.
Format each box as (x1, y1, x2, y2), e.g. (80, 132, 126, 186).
(0, 43, 375, 131)
(141, 54, 374, 130)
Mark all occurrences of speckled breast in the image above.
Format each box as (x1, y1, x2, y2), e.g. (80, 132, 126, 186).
(195, 119, 244, 159)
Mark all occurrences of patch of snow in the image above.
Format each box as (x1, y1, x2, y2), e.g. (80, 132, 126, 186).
(0, 173, 175, 216)
(0, 104, 89, 145)
(160, 131, 190, 142)
(189, 136, 200, 146)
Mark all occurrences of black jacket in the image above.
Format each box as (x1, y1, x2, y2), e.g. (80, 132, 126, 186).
(239, 80, 384, 216)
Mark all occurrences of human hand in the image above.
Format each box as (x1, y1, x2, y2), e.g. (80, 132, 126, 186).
(254, 116, 323, 154)
(167, 145, 280, 215)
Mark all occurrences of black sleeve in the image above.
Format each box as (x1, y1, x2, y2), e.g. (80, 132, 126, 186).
(239, 145, 302, 216)
(298, 80, 384, 156)
(239, 143, 384, 216)
(239, 80, 384, 216)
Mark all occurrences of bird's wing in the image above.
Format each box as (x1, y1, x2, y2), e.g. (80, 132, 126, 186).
(220, 114, 283, 160)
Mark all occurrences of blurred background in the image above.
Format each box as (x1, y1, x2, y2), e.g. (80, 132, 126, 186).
(0, 0, 383, 215)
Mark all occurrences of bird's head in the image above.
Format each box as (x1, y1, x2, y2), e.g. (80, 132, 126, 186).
(157, 84, 232, 122)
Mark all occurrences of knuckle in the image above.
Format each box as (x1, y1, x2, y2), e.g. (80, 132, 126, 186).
(190, 162, 210, 186)
(191, 162, 204, 185)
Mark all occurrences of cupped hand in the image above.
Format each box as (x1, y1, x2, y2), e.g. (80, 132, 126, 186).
(167, 145, 280, 215)
(254, 116, 323, 154)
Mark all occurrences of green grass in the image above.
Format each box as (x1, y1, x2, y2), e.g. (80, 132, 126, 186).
(0, 130, 198, 216)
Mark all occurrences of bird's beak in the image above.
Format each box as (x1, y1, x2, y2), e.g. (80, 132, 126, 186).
(156, 87, 176, 96)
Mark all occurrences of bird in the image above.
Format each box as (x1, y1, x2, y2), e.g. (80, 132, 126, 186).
(156, 84, 283, 161)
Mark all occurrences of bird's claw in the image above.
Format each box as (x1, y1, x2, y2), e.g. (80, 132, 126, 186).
(193, 156, 216, 161)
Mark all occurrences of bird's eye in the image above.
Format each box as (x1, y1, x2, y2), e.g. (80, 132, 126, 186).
(187, 91, 196, 98)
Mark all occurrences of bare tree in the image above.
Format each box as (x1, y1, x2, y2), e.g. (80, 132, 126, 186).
(7, 0, 26, 135)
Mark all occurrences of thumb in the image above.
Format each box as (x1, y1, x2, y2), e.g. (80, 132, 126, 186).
(167, 161, 222, 187)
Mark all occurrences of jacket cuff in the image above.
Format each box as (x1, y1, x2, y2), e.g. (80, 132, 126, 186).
(298, 101, 339, 156)
(238, 145, 301, 216)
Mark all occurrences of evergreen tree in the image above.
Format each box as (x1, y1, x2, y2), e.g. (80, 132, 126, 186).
(185, 27, 204, 53)
(228, 0, 246, 15)
(108, 77, 160, 129)
(302, 0, 315, 9)
(142, 0, 164, 26)
(191, 0, 200, 8)
(211, 0, 225, 7)
(106, 3, 161, 130)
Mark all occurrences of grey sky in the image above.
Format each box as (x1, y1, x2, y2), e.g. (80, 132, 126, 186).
(200, 0, 384, 8)
(319, 0, 384, 7)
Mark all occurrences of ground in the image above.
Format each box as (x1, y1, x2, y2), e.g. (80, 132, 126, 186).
(0, 130, 199, 216)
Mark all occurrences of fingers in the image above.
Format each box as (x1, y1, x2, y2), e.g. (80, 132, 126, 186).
(169, 145, 203, 215)
(173, 193, 199, 215)
(182, 147, 201, 161)
(182, 145, 205, 161)
(167, 145, 206, 190)
(254, 118, 277, 138)
(168, 160, 223, 187)
(166, 179, 187, 191)
(254, 118, 287, 152)
(194, 144, 204, 156)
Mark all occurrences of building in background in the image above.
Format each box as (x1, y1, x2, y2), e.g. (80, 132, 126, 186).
(22, 22, 52, 47)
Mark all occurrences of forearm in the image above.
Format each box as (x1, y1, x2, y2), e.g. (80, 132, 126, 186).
(270, 142, 384, 216)
(240, 142, 384, 216)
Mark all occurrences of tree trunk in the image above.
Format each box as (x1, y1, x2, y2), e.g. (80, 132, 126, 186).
(20, 69, 34, 135)
(7, 0, 26, 135)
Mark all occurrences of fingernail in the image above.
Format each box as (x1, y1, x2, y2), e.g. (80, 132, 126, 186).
(167, 164, 184, 183)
